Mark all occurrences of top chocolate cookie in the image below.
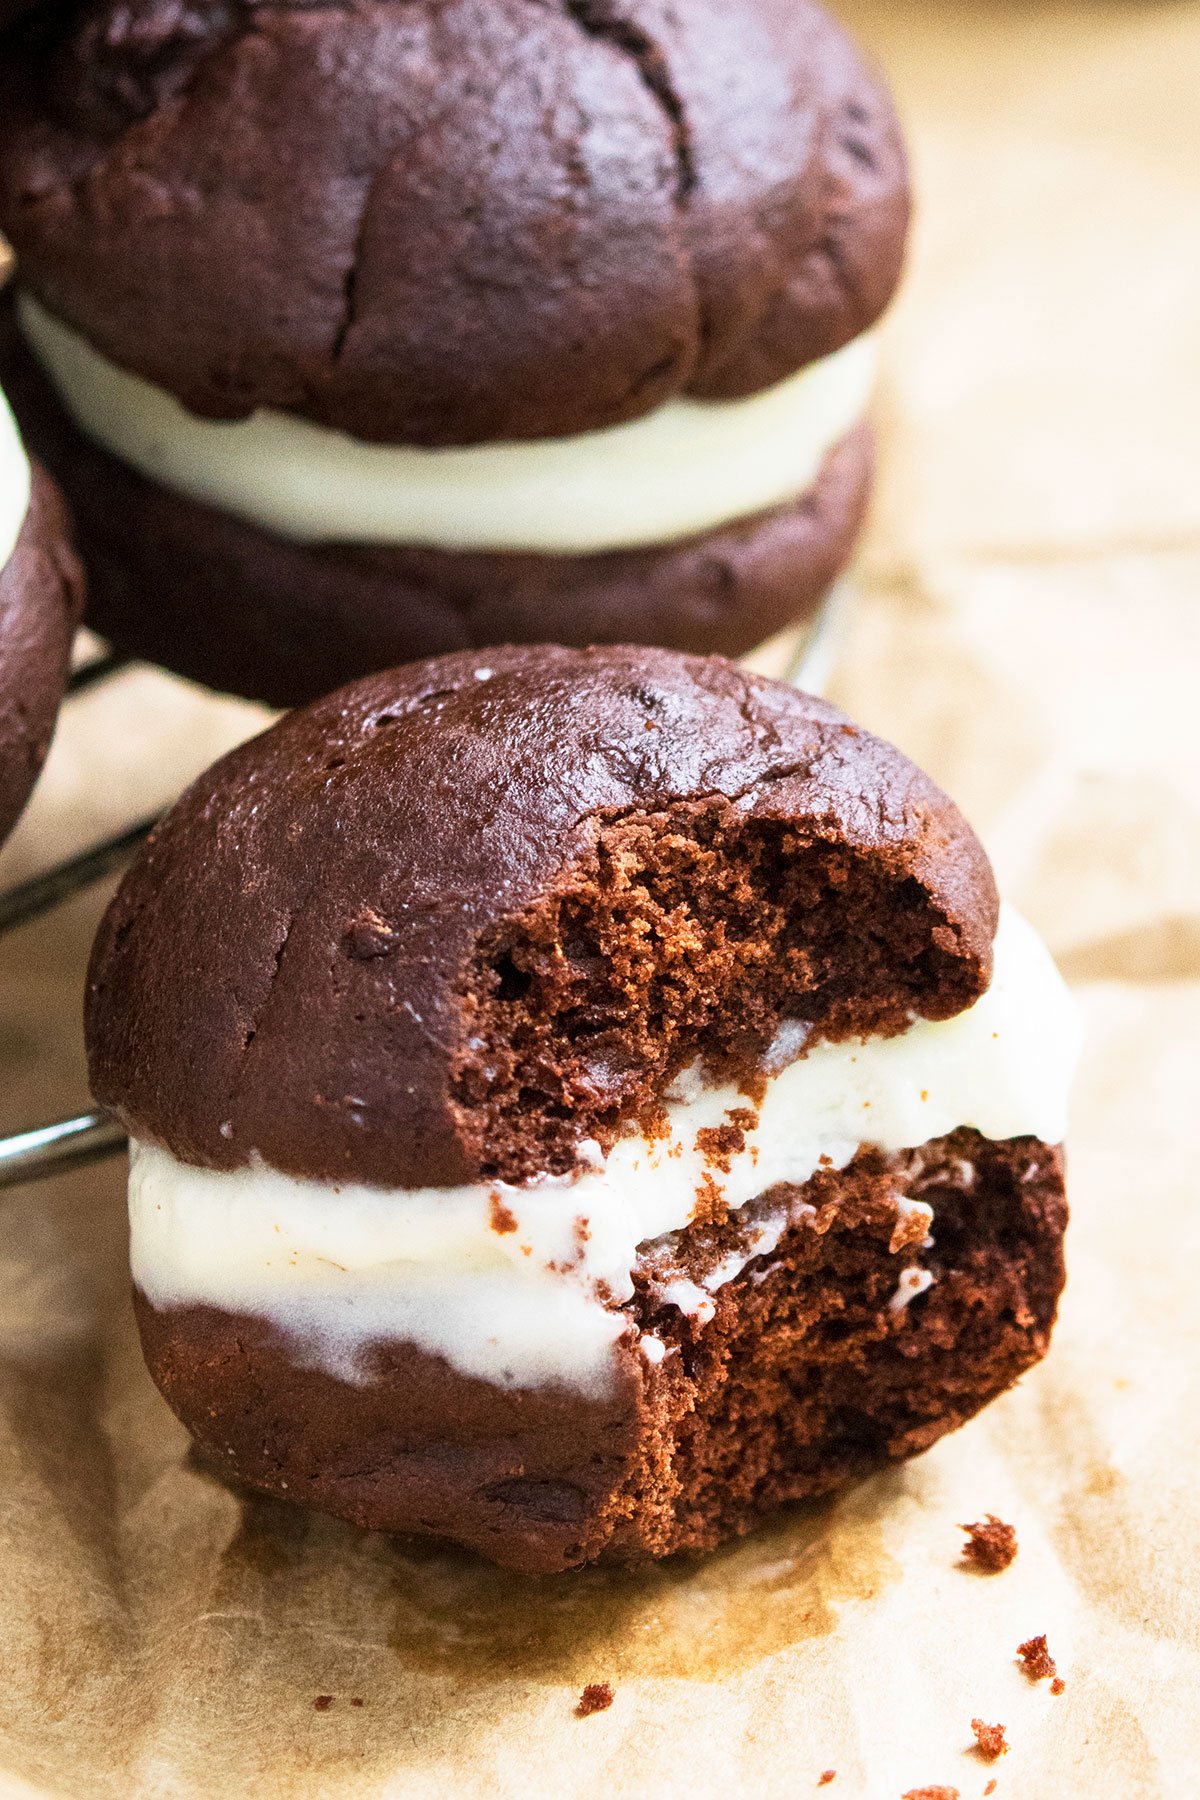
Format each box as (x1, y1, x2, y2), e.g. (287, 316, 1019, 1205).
(86, 646, 997, 1191)
(0, 0, 909, 445)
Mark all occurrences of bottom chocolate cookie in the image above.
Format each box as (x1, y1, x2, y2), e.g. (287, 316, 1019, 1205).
(135, 1132, 1066, 1574)
(1, 308, 871, 709)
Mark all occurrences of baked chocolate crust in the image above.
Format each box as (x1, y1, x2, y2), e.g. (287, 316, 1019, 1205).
(134, 1131, 1067, 1572)
(0, 0, 908, 444)
(86, 644, 999, 1188)
(0, 306, 872, 705)
(0, 455, 84, 846)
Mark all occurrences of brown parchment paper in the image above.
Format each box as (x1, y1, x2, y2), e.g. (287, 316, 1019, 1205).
(1, 2, 1198, 1794)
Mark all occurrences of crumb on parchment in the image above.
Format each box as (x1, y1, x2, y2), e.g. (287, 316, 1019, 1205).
(575, 1682, 614, 1717)
(1016, 1634, 1058, 1682)
(959, 1515, 1018, 1572)
(970, 1718, 1008, 1760)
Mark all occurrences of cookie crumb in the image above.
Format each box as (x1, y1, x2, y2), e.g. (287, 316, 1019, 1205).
(313, 1695, 334, 1712)
(690, 1165, 730, 1225)
(488, 1191, 519, 1235)
(970, 1719, 1008, 1761)
(1050, 1676, 1065, 1696)
(901, 1788, 959, 1799)
(818, 1774, 836, 1788)
(1016, 1634, 1057, 1682)
(959, 1515, 1017, 1572)
(350, 1697, 364, 1708)
(575, 1682, 614, 1717)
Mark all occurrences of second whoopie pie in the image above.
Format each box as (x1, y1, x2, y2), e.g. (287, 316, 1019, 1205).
(0, 0, 907, 706)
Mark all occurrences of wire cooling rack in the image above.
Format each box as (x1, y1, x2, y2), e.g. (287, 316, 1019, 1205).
(0, 582, 850, 1190)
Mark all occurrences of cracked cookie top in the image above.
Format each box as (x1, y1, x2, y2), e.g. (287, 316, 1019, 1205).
(86, 645, 997, 1188)
(0, 0, 909, 445)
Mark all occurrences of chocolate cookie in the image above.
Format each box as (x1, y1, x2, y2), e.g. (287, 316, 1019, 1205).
(87, 647, 1076, 1570)
(0, 437, 84, 846)
(0, 0, 908, 444)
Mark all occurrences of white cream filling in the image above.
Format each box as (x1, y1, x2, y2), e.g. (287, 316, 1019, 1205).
(129, 907, 1079, 1395)
(19, 293, 876, 555)
(0, 387, 31, 575)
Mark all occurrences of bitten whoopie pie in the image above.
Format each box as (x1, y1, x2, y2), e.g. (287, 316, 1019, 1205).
(0, 0, 907, 707)
(86, 646, 1078, 1574)
(0, 385, 83, 846)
